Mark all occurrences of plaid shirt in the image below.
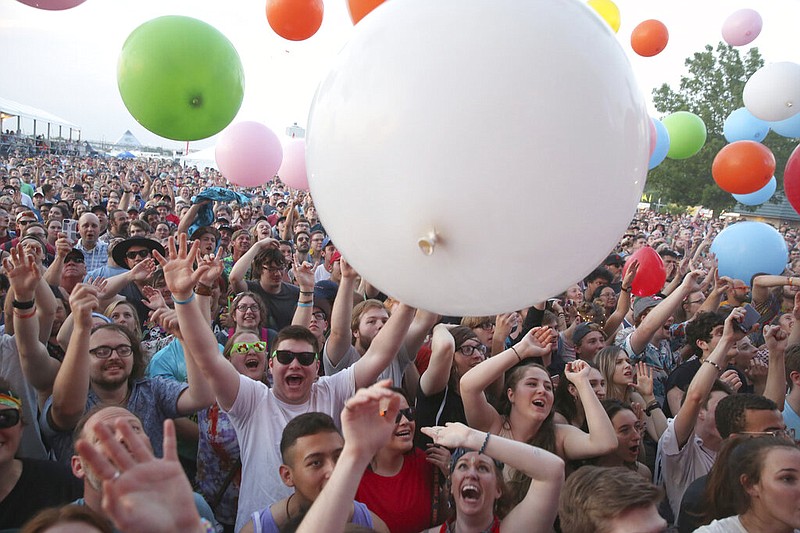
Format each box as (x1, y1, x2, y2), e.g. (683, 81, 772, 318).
(75, 240, 109, 272)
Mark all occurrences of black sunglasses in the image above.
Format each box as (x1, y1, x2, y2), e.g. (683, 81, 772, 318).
(65, 256, 85, 264)
(395, 407, 416, 423)
(271, 350, 318, 366)
(125, 249, 151, 260)
(0, 408, 20, 429)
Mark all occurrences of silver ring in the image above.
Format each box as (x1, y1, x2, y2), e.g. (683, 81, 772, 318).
(111, 471, 121, 482)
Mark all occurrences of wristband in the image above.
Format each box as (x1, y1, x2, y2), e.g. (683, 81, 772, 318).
(194, 283, 213, 296)
(297, 302, 313, 308)
(703, 359, 723, 373)
(790, 277, 795, 287)
(13, 308, 36, 319)
(510, 345, 522, 362)
(173, 292, 196, 305)
(645, 401, 661, 416)
(12, 299, 34, 310)
(299, 291, 314, 295)
(478, 432, 491, 455)
(621, 286, 631, 292)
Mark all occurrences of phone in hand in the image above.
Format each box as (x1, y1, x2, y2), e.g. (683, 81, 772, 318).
(737, 303, 761, 334)
(61, 218, 78, 244)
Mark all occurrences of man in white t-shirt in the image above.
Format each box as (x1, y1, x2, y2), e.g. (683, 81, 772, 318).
(163, 237, 419, 532)
(655, 307, 743, 523)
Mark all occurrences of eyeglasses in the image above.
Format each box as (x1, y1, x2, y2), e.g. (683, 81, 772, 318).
(476, 322, 495, 331)
(395, 407, 416, 424)
(89, 344, 133, 359)
(312, 311, 327, 321)
(733, 428, 796, 440)
(296, 237, 309, 243)
(235, 304, 260, 313)
(65, 256, 85, 264)
(17, 220, 35, 226)
(232, 341, 267, 354)
(0, 408, 20, 429)
(459, 344, 487, 356)
(271, 350, 318, 366)
(264, 265, 286, 274)
(125, 249, 150, 260)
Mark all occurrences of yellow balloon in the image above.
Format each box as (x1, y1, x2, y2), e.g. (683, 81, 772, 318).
(587, 0, 620, 33)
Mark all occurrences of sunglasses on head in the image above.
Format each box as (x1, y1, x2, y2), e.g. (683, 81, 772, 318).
(0, 408, 21, 429)
(271, 350, 318, 366)
(125, 249, 150, 260)
(396, 407, 416, 424)
(232, 341, 267, 354)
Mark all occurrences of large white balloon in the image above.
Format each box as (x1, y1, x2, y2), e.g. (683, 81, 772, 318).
(744, 62, 800, 122)
(306, 0, 649, 315)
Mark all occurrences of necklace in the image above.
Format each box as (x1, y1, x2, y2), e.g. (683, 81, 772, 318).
(285, 493, 295, 521)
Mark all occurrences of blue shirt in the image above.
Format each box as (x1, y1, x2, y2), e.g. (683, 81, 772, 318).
(75, 239, 109, 272)
(783, 400, 800, 437)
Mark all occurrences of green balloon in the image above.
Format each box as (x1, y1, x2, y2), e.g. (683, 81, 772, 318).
(117, 16, 245, 141)
(662, 111, 707, 160)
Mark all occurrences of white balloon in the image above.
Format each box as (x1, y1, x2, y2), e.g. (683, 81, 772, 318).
(744, 62, 800, 122)
(306, 0, 649, 316)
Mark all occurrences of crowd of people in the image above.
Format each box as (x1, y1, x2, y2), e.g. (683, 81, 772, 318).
(0, 153, 799, 533)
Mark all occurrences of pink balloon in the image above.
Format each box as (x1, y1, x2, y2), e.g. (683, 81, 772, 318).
(722, 9, 762, 46)
(649, 118, 657, 157)
(15, 0, 86, 9)
(215, 122, 283, 188)
(278, 138, 309, 190)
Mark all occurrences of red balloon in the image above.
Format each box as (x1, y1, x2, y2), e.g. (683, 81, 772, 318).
(266, 0, 323, 41)
(785, 144, 800, 216)
(631, 19, 669, 57)
(712, 140, 775, 194)
(623, 246, 666, 297)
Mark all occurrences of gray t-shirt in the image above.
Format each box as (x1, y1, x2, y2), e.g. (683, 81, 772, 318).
(40, 377, 188, 464)
(322, 342, 412, 388)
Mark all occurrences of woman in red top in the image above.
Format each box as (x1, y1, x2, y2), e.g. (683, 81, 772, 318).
(354, 390, 449, 533)
(420, 422, 564, 533)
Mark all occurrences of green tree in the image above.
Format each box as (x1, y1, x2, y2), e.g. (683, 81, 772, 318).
(647, 42, 797, 215)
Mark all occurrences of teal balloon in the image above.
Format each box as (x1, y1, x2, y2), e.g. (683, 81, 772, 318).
(770, 113, 800, 138)
(662, 111, 706, 159)
(117, 16, 245, 141)
(732, 176, 776, 205)
(723, 107, 769, 143)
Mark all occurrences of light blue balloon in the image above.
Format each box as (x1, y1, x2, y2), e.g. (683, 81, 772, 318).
(710, 221, 787, 283)
(648, 118, 670, 170)
(770, 113, 800, 138)
(723, 107, 769, 143)
(732, 176, 777, 206)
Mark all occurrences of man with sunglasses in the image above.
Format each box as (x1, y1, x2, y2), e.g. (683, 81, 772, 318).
(164, 235, 419, 532)
(0, 381, 82, 529)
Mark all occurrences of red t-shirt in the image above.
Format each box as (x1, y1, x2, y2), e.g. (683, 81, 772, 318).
(355, 447, 434, 533)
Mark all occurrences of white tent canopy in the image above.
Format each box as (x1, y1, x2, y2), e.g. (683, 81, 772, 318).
(0, 96, 80, 131)
(180, 145, 217, 171)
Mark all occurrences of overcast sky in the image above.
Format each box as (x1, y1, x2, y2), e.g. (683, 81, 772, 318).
(1, 0, 798, 151)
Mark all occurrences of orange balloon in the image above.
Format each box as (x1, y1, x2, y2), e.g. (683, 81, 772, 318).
(631, 19, 669, 57)
(712, 140, 775, 194)
(348, 0, 385, 24)
(266, 0, 323, 41)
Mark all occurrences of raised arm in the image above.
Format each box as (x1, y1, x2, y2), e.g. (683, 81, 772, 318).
(228, 236, 277, 293)
(404, 309, 438, 359)
(297, 383, 400, 533)
(43, 234, 71, 287)
(461, 327, 554, 433)
(629, 270, 703, 355)
(324, 257, 357, 366)
(5, 247, 60, 393)
(753, 275, 797, 311)
(176, 199, 209, 235)
(50, 284, 100, 431)
(604, 260, 638, 339)
(419, 324, 456, 396)
(631, 362, 668, 439)
(763, 325, 788, 409)
(697, 273, 731, 315)
(558, 360, 618, 459)
(352, 303, 415, 389)
(155, 235, 241, 411)
(291, 261, 315, 327)
(673, 307, 743, 448)
(422, 422, 564, 533)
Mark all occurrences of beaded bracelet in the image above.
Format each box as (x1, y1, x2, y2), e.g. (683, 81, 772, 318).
(703, 359, 723, 372)
(479, 432, 491, 455)
(173, 292, 196, 305)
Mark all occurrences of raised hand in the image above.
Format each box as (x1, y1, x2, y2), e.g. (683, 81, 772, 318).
(4, 244, 40, 300)
(564, 359, 591, 385)
(421, 421, 474, 450)
(424, 444, 451, 477)
(339, 256, 357, 280)
(294, 260, 315, 291)
(142, 285, 167, 311)
(69, 283, 101, 331)
(720, 369, 743, 392)
(129, 258, 157, 283)
(516, 326, 555, 359)
(340, 380, 402, 459)
(430, 323, 456, 352)
(150, 307, 182, 341)
(152, 234, 208, 298)
(745, 358, 769, 383)
(764, 324, 789, 354)
(197, 248, 224, 287)
(621, 258, 639, 290)
(633, 362, 655, 399)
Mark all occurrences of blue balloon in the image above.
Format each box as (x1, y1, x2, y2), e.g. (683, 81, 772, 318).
(710, 221, 787, 283)
(649, 118, 670, 170)
(723, 107, 769, 143)
(770, 113, 800, 138)
(732, 176, 777, 206)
